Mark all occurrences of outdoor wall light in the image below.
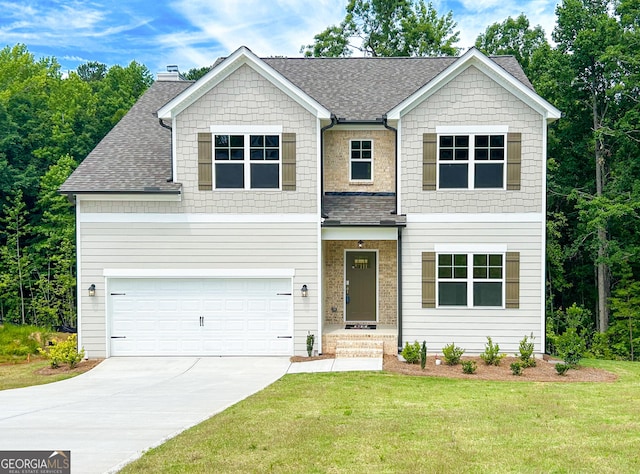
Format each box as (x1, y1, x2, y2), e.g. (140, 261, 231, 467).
(301, 284, 308, 297)
(358, 240, 364, 248)
(88, 284, 96, 297)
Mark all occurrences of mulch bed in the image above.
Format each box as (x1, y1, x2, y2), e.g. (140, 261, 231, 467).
(290, 355, 617, 382)
(35, 358, 103, 376)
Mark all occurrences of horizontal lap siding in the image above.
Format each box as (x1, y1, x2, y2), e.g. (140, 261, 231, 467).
(79, 221, 318, 357)
(402, 221, 543, 354)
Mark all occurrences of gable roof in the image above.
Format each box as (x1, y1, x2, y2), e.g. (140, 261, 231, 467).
(60, 80, 191, 194)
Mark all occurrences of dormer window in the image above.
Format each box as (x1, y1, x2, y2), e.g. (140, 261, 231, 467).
(350, 139, 373, 182)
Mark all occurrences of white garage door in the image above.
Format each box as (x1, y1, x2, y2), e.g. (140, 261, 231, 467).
(108, 278, 293, 356)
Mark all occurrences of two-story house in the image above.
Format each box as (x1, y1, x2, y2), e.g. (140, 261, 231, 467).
(60, 46, 560, 359)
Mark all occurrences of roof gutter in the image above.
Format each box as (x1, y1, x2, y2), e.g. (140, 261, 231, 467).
(320, 115, 338, 216)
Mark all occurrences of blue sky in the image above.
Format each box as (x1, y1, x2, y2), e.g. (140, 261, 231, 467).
(0, 0, 560, 75)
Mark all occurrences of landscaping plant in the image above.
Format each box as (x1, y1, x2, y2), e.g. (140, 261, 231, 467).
(306, 332, 315, 357)
(442, 342, 465, 365)
(556, 328, 586, 367)
(517, 333, 537, 367)
(420, 341, 427, 369)
(555, 363, 571, 375)
(480, 336, 506, 366)
(510, 362, 523, 376)
(461, 360, 477, 374)
(402, 341, 421, 364)
(38, 334, 84, 368)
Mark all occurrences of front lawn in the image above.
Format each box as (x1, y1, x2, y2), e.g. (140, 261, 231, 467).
(122, 359, 640, 473)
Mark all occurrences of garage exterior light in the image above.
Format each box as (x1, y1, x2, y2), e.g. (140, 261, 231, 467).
(301, 284, 308, 297)
(88, 284, 96, 297)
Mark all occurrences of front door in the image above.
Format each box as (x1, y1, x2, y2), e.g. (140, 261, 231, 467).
(345, 251, 377, 322)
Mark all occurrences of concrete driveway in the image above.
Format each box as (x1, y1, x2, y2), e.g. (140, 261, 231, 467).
(0, 357, 290, 473)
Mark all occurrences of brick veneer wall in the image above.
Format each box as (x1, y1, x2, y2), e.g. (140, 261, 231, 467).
(324, 129, 396, 193)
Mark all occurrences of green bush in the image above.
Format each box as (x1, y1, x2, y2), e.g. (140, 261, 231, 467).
(461, 360, 477, 374)
(587, 332, 614, 360)
(401, 341, 421, 364)
(555, 363, 570, 375)
(510, 362, 523, 376)
(38, 334, 85, 368)
(420, 341, 427, 369)
(306, 332, 315, 357)
(480, 336, 506, 366)
(556, 328, 586, 367)
(442, 343, 465, 365)
(517, 333, 537, 368)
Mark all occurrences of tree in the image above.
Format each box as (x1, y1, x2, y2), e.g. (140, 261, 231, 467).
(475, 14, 547, 77)
(184, 66, 211, 81)
(301, 0, 459, 57)
(76, 61, 107, 82)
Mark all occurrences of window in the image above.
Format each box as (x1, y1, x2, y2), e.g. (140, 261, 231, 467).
(350, 140, 373, 181)
(437, 253, 504, 307)
(214, 133, 280, 189)
(438, 134, 505, 189)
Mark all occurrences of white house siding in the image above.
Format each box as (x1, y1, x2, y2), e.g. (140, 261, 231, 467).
(175, 64, 318, 214)
(77, 210, 318, 358)
(401, 220, 543, 354)
(401, 65, 544, 214)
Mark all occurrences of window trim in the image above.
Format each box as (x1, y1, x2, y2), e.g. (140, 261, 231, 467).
(349, 139, 374, 182)
(435, 126, 508, 191)
(436, 251, 506, 309)
(210, 126, 283, 190)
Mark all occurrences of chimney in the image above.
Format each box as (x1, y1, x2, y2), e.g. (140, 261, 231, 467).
(157, 65, 185, 81)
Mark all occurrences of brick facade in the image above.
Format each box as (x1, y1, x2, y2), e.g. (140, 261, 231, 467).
(324, 129, 396, 193)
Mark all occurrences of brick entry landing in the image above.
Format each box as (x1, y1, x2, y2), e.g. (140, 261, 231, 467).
(322, 324, 397, 357)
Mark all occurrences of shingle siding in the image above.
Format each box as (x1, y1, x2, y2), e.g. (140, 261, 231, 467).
(401, 66, 543, 214)
(175, 64, 318, 214)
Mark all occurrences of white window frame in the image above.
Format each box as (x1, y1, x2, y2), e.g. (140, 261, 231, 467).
(210, 125, 283, 190)
(349, 139, 374, 182)
(436, 251, 506, 309)
(435, 126, 508, 190)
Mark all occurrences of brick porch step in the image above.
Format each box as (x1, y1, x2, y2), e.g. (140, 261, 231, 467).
(335, 339, 384, 358)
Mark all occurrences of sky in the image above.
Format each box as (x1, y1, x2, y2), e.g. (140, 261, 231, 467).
(0, 0, 561, 76)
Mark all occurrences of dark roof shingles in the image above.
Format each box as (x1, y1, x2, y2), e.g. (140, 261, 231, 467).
(60, 80, 192, 193)
(322, 194, 405, 226)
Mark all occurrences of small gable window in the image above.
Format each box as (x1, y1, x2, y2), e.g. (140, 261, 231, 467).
(350, 139, 373, 181)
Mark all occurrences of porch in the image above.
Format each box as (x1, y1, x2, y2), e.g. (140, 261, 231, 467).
(322, 324, 398, 356)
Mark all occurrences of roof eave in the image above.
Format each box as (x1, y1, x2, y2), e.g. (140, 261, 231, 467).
(157, 46, 331, 120)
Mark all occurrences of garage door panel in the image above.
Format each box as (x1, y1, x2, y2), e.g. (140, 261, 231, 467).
(109, 277, 293, 356)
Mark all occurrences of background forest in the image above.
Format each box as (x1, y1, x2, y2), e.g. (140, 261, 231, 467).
(0, 0, 638, 360)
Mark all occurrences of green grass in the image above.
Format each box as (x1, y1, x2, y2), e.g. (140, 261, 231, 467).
(122, 359, 640, 473)
(0, 323, 50, 362)
(0, 358, 83, 390)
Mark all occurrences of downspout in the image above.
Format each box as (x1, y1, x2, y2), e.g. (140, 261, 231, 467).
(320, 115, 338, 214)
(382, 115, 398, 214)
(382, 115, 402, 352)
(158, 118, 173, 182)
(397, 227, 403, 352)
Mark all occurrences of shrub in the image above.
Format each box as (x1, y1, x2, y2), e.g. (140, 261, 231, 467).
(401, 341, 421, 364)
(587, 332, 614, 360)
(420, 341, 427, 369)
(480, 336, 506, 366)
(556, 328, 586, 367)
(442, 343, 465, 365)
(510, 362, 523, 376)
(306, 332, 315, 357)
(517, 333, 537, 368)
(38, 334, 85, 368)
(461, 360, 477, 374)
(555, 363, 570, 375)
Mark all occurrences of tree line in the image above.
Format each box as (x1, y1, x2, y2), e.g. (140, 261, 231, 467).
(2, 0, 638, 360)
(0, 44, 152, 328)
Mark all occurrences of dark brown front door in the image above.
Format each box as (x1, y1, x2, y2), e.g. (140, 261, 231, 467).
(345, 251, 377, 322)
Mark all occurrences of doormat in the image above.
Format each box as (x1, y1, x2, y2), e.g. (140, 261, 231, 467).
(345, 324, 377, 330)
